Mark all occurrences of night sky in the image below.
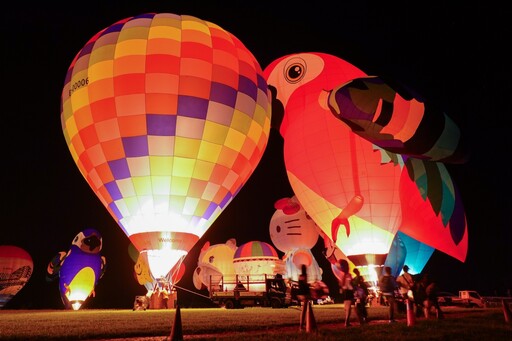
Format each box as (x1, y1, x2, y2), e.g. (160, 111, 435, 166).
(3, 2, 510, 309)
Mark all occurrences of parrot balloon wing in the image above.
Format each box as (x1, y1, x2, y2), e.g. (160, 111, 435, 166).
(46, 251, 67, 282)
(327, 76, 469, 261)
(327, 76, 468, 164)
(399, 158, 468, 261)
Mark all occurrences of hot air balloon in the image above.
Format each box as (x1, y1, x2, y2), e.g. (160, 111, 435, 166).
(269, 196, 322, 282)
(0, 245, 33, 308)
(383, 233, 407, 279)
(395, 232, 435, 276)
(193, 238, 238, 292)
(264, 52, 468, 272)
(233, 241, 282, 291)
(60, 13, 271, 281)
(46, 228, 106, 310)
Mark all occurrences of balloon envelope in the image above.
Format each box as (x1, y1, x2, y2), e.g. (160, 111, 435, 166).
(383, 233, 407, 278)
(396, 231, 435, 275)
(264, 53, 400, 267)
(61, 13, 271, 279)
(56, 228, 105, 310)
(193, 239, 237, 291)
(233, 241, 281, 292)
(0, 246, 33, 308)
(264, 52, 468, 268)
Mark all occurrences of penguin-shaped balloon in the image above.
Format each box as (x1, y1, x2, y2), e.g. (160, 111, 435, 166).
(47, 228, 106, 309)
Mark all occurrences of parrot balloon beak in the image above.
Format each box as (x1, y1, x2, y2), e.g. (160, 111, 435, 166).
(268, 85, 284, 130)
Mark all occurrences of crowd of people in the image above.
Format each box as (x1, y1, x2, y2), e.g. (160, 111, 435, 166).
(335, 260, 444, 327)
(222, 259, 444, 328)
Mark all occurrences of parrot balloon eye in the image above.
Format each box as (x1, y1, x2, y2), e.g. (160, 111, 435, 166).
(284, 58, 307, 83)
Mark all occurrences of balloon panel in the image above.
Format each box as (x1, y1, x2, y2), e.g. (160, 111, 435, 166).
(61, 13, 271, 276)
(0, 246, 33, 308)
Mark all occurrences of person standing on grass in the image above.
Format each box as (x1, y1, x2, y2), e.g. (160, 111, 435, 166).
(379, 266, 398, 323)
(397, 265, 416, 314)
(422, 274, 443, 319)
(337, 259, 354, 327)
(298, 264, 311, 330)
(161, 283, 171, 309)
(352, 267, 369, 324)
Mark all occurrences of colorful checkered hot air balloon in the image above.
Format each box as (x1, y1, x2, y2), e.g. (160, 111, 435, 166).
(60, 13, 271, 281)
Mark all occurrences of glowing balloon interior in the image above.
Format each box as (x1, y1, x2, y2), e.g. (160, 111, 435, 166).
(0, 245, 33, 308)
(61, 13, 271, 279)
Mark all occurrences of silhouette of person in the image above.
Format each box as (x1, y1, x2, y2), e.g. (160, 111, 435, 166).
(379, 266, 398, 323)
(352, 267, 368, 324)
(337, 259, 354, 327)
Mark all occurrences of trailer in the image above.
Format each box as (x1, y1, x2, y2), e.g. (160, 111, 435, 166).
(209, 274, 298, 309)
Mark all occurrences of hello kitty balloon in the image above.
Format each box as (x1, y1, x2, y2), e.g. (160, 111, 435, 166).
(269, 196, 323, 282)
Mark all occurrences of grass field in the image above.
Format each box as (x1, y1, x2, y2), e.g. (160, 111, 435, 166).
(0, 304, 510, 340)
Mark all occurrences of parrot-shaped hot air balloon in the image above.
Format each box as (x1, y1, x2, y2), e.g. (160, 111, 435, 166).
(47, 228, 106, 310)
(263, 52, 468, 270)
(0, 245, 33, 308)
(60, 13, 271, 282)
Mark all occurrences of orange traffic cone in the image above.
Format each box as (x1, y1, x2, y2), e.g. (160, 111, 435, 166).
(305, 301, 317, 333)
(170, 304, 183, 341)
(502, 300, 511, 324)
(299, 300, 307, 330)
(406, 299, 416, 327)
